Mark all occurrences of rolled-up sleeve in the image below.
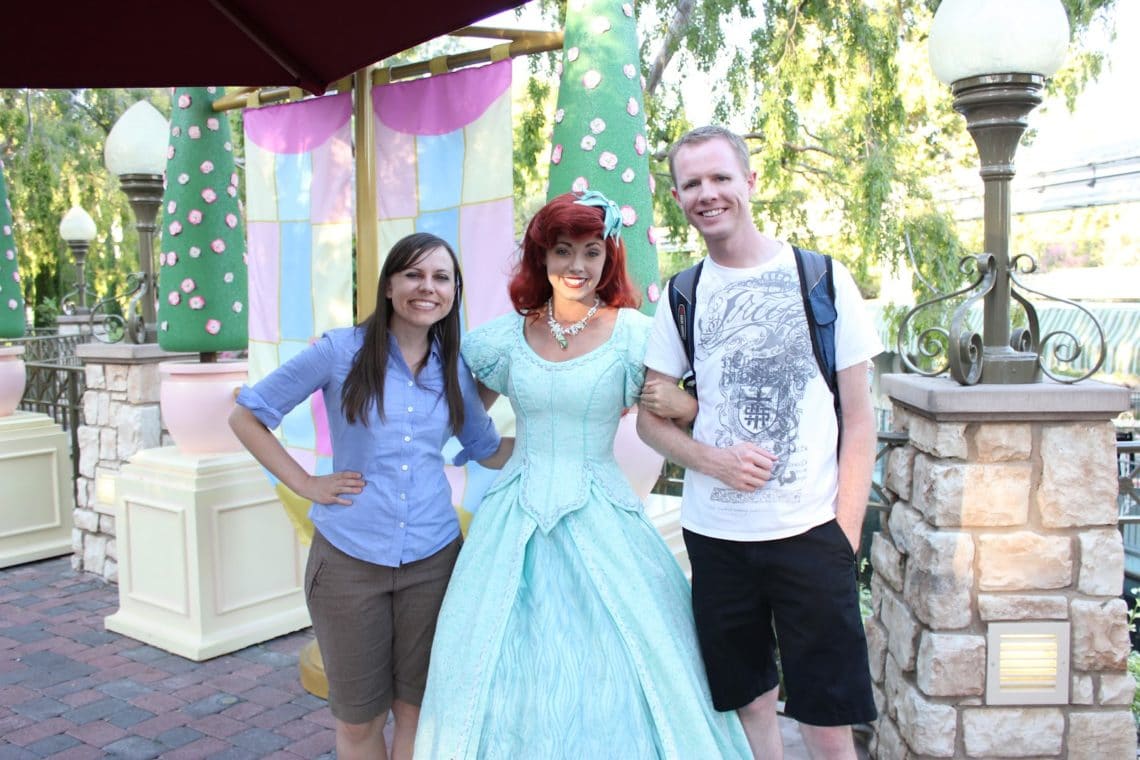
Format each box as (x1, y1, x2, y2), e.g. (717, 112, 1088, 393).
(236, 334, 336, 430)
(453, 355, 501, 462)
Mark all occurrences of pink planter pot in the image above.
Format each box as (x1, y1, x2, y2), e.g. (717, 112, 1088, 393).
(0, 346, 26, 417)
(159, 360, 248, 454)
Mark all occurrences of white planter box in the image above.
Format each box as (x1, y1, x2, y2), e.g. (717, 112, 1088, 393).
(106, 446, 309, 660)
(0, 412, 74, 568)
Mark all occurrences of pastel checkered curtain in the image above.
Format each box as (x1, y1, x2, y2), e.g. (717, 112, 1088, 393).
(242, 93, 355, 538)
(372, 60, 515, 520)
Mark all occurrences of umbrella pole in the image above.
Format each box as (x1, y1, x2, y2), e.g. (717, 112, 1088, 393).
(354, 66, 380, 321)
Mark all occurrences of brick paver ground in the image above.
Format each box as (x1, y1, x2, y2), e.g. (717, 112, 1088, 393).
(1, 556, 815, 759)
(0, 557, 333, 759)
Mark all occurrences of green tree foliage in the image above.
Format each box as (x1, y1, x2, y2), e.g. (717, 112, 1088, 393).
(0, 89, 168, 325)
(514, 0, 1119, 311)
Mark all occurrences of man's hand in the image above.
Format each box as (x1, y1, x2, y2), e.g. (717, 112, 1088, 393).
(299, 471, 365, 506)
(708, 442, 777, 492)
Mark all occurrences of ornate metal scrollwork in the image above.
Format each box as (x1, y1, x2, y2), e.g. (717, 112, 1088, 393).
(896, 251, 1107, 386)
(87, 272, 150, 344)
(897, 253, 994, 385)
(1008, 254, 1106, 383)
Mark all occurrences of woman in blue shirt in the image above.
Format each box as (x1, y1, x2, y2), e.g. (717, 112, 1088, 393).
(229, 232, 507, 760)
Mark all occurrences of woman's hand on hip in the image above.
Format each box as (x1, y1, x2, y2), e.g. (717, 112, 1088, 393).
(300, 471, 365, 506)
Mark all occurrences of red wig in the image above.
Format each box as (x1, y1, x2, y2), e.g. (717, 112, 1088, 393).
(508, 192, 641, 314)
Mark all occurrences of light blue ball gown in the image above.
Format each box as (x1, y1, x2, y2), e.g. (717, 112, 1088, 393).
(415, 308, 751, 760)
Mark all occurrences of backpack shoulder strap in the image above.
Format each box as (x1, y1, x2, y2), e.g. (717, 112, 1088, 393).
(667, 259, 704, 373)
(793, 246, 841, 421)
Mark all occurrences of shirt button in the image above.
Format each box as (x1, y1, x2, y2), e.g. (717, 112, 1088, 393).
(399, 521, 406, 528)
(404, 435, 411, 442)
(401, 464, 409, 471)
(407, 405, 414, 412)
(407, 380, 414, 387)
(400, 493, 406, 500)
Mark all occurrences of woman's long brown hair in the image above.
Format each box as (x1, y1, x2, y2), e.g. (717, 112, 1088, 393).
(341, 232, 466, 433)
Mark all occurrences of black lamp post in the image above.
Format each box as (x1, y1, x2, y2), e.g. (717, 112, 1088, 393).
(899, 0, 1104, 385)
(104, 101, 168, 344)
(59, 205, 97, 315)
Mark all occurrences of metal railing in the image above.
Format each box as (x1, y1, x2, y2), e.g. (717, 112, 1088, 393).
(13, 332, 89, 489)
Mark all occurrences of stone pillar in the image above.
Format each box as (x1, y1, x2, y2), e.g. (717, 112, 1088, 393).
(870, 375, 1134, 759)
(74, 342, 192, 581)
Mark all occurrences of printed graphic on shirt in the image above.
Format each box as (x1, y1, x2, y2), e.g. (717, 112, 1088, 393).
(697, 268, 817, 504)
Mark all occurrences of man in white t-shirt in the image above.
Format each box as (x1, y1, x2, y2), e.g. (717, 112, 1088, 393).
(637, 126, 881, 760)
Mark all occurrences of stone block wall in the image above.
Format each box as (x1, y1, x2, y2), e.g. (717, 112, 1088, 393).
(73, 343, 190, 581)
(870, 376, 1135, 759)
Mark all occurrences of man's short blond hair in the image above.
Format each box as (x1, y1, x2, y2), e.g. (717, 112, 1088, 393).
(667, 126, 752, 186)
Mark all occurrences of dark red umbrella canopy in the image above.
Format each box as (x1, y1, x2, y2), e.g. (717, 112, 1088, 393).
(1, 0, 528, 93)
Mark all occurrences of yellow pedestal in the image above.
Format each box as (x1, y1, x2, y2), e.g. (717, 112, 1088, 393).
(106, 446, 310, 660)
(0, 412, 74, 568)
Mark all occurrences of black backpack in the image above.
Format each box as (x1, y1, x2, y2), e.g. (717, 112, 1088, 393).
(665, 246, 841, 431)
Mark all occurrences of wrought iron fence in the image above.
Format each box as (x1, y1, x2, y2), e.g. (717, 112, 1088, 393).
(13, 332, 89, 487)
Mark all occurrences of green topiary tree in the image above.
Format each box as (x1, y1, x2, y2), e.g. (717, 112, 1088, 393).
(156, 87, 247, 359)
(0, 160, 25, 339)
(546, 0, 660, 315)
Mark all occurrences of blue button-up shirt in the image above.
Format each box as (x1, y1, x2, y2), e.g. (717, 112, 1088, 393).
(236, 327, 500, 567)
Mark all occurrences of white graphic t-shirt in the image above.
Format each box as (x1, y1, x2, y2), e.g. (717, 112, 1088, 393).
(644, 243, 882, 541)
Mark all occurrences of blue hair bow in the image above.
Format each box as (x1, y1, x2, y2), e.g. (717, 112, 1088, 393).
(574, 190, 622, 241)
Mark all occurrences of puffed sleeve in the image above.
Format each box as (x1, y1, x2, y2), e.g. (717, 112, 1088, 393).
(460, 313, 519, 395)
(621, 310, 653, 408)
(235, 332, 338, 429)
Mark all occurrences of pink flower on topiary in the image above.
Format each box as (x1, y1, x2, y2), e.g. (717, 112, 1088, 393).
(647, 283, 660, 303)
(591, 17, 611, 33)
(5, 249, 14, 260)
(230, 173, 239, 187)
(211, 239, 226, 254)
(567, 47, 579, 62)
(189, 246, 201, 258)
(225, 213, 238, 229)
(188, 125, 201, 139)
(160, 320, 168, 331)
(188, 296, 205, 310)
(12, 271, 19, 282)
(188, 209, 203, 225)
(621, 206, 637, 226)
(554, 108, 565, 123)
(232, 301, 244, 313)
(205, 319, 221, 335)
(168, 221, 183, 236)
(165, 252, 178, 266)
(223, 272, 234, 283)
(8, 298, 17, 310)
(178, 93, 192, 108)
(599, 152, 618, 171)
(583, 70, 601, 89)
(167, 201, 177, 214)
(207, 86, 217, 94)
(224, 141, 233, 152)
(201, 188, 217, 203)
(572, 176, 589, 193)
(590, 118, 606, 134)
(180, 278, 196, 293)
(178, 173, 190, 185)
(551, 145, 563, 165)
(168, 292, 181, 306)
(200, 160, 214, 174)
(580, 135, 596, 151)
(227, 186, 237, 197)
(171, 126, 181, 137)
(3, 225, 9, 235)
(623, 3, 634, 16)
(206, 117, 220, 131)
(627, 98, 640, 116)
(167, 145, 175, 160)
(635, 134, 647, 155)
(647, 226, 658, 244)
(622, 168, 635, 183)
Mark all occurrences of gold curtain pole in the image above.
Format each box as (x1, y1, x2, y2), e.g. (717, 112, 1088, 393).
(212, 28, 562, 112)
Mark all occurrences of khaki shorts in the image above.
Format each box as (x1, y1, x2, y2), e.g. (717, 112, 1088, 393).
(304, 530, 461, 724)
